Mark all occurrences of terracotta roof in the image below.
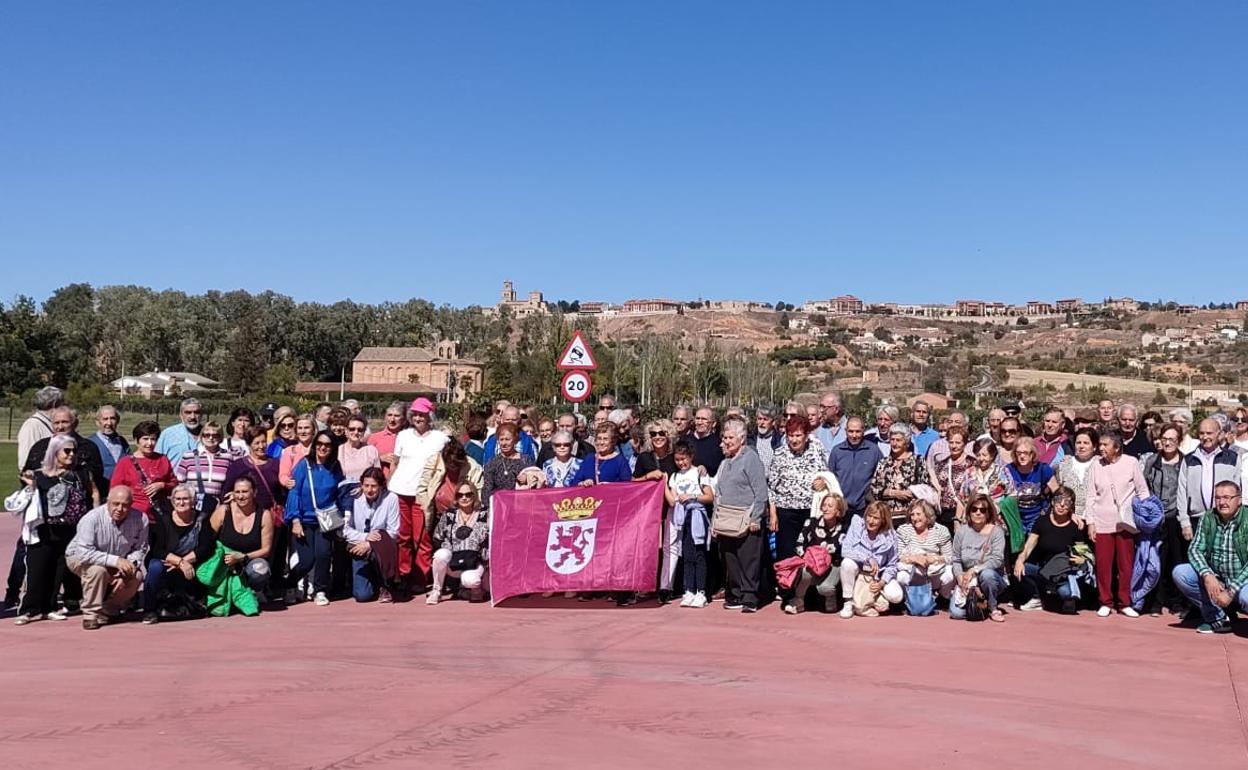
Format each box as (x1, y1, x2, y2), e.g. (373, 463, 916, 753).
(354, 347, 435, 363)
(295, 382, 448, 396)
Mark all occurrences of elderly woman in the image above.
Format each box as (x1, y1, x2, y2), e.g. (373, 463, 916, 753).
(958, 438, 1015, 522)
(766, 415, 830, 613)
(174, 421, 233, 513)
(712, 417, 770, 613)
(792, 492, 848, 614)
(428, 482, 490, 604)
(14, 435, 93, 625)
(207, 476, 274, 609)
(278, 415, 317, 489)
(542, 431, 583, 488)
(343, 467, 400, 603)
(481, 423, 537, 506)
(266, 407, 298, 459)
(950, 493, 1007, 622)
(930, 425, 972, 532)
(1054, 427, 1099, 523)
(285, 430, 344, 606)
(223, 407, 257, 459)
(1013, 486, 1089, 614)
(1140, 423, 1187, 615)
(570, 423, 633, 487)
(870, 424, 929, 525)
(110, 420, 177, 522)
(418, 439, 484, 531)
(1006, 436, 1059, 535)
(838, 501, 902, 617)
(633, 419, 678, 481)
(1167, 408, 1198, 454)
(867, 405, 899, 456)
(1086, 430, 1150, 618)
(895, 499, 954, 604)
(143, 484, 212, 623)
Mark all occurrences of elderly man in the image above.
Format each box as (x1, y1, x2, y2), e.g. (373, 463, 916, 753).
(89, 405, 130, 485)
(1034, 407, 1069, 466)
(672, 405, 695, 439)
(598, 393, 617, 413)
(64, 486, 149, 630)
(537, 413, 593, 464)
(1177, 419, 1243, 541)
(1169, 407, 1199, 454)
(813, 392, 848, 454)
(864, 405, 899, 457)
(1117, 403, 1154, 458)
(607, 408, 636, 465)
(691, 407, 725, 476)
(908, 399, 940, 458)
(1172, 481, 1248, 634)
(1096, 399, 1117, 433)
(827, 417, 878, 520)
(156, 397, 204, 462)
(748, 406, 782, 470)
(483, 404, 537, 462)
(22, 406, 107, 499)
(978, 408, 1006, 444)
(17, 386, 66, 470)
(368, 401, 409, 479)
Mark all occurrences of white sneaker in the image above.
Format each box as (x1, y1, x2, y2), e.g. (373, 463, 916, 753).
(45, 610, 69, 621)
(783, 603, 798, 615)
(839, 604, 854, 619)
(1097, 605, 1112, 618)
(689, 592, 708, 608)
(313, 592, 330, 606)
(1018, 599, 1043, 612)
(425, 592, 440, 606)
(1120, 606, 1140, 618)
(679, 591, 695, 607)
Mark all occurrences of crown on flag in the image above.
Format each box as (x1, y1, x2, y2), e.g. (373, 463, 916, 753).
(552, 495, 602, 520)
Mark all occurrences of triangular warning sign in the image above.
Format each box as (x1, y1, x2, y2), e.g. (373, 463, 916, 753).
(557, 331, 597, 370)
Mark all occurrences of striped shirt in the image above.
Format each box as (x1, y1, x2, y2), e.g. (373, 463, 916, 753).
(174, 448, 234, 497)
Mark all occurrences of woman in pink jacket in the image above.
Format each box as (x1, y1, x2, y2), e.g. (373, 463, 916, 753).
(1085, 431, 1149, 618)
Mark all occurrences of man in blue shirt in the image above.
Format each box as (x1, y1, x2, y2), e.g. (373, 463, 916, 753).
(483, 404, 537, 462)
(827, 417, 878, 519)
(156, 398, 203, 462)
(88, 405, 130, 484)
(909, 399, 940, 459)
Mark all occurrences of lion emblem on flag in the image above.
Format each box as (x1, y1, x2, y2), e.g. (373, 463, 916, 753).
(546, 519, 597, 574)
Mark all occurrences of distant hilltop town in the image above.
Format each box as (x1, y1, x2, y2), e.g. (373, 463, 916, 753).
(486, 281, 1248, 322)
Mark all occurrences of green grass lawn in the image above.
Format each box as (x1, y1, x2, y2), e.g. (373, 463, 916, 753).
(0, 443, 17, 497)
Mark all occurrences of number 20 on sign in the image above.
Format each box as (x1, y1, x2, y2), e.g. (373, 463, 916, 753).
(561, 370, 592, 403)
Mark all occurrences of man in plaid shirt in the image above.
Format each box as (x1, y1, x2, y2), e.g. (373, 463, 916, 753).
(1172, 480, 1248, 634)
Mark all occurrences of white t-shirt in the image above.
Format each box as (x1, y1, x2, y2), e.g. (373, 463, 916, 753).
(668, 467, 710, 499)
(389, 428, 446, 496)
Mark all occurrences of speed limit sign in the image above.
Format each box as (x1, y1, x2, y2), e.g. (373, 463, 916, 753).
(560, 370, 592, 403)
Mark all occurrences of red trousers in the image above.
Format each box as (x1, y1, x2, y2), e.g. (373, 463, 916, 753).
(397, 495, 432, 586)
(1094, 530, 1134, 609)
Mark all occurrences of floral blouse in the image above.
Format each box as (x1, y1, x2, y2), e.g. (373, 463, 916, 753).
(543, 457, 582, 488)
(958, 463, 1016, 507)
(432, 508, 490, 561)
(482, 453, 536, 505)
(766, 441, 829, 510)
(870, 452, 929, 515)
(937, 456, 973, 511)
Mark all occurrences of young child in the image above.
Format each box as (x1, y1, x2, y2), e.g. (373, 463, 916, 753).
(664, 441, 714, 607)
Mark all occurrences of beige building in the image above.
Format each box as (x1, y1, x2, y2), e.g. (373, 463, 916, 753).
(493, 281, 549, 317)
(351, 342, 483, 402)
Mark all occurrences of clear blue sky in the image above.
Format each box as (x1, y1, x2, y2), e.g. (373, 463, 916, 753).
(2, 3, 1245, 308)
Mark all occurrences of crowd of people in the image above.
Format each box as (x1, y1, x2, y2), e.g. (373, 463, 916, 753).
(5, 385, 1248, 636)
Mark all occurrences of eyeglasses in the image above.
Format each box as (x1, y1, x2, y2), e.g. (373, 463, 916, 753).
(1235, 417, 1248, 424)
(201, 433, 222, 440)
(61, 448, 76, 455)
(1002, 429, 1018, 435)
(455, 492, 475, 499)
(347, 427, 364, 433)
(279, 421, 296, 428)
(553, 442, 572, 448)
(970, 505, 990, 513)
(315, 442, 333, 448)
(649, 431, 667, 438)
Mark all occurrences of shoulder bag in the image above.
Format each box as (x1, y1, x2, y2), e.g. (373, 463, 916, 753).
(306, 460, 345, 532)
(711, 503, 751, 538)
(129, 456, 172, 517)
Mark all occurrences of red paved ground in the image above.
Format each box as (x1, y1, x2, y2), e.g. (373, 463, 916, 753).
(2, 515, 1247, 770)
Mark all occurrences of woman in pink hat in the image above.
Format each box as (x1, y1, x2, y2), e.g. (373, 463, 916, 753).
(387, 398, 448, 595)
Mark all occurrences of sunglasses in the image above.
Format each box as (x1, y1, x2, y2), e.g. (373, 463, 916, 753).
(553, 442, 572, 448)
(279, 421, 296, 428)
(61, 448, 76, 455)
(347, 427, 364, 433)
(1002, 429, 1018, 435)
(649, 431, 667, 438)
(455, 492, 475, 498)
(201, 433, 222, 439)
(970, 505, 990, 513)
(315, 442, 333, 448)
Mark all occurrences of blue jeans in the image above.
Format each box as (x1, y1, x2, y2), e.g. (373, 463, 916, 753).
(143, 558, 196, 612)
(289, 521, 333, 594)
(1172, 563, 1248, 623)
(351, 557, 383, 602)
(950, 568, 1005, 619)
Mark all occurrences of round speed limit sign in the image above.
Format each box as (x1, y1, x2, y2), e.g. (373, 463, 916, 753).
(560, 370, 592, 403)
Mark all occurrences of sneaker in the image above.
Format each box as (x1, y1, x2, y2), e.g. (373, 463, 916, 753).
(741, 604, 758, 614)
(425, 592, 440, 606)
(1096, 605, 1112, 618)
(82, 617, 102, 631)
(378, 588, 393, 604)
(679, 592, 695, 608)
(313, 592, 330, 607)
(1018, 598, 1043, 612)
(1120, 607, 1140, 618)
(1197, 618, 1233, 635)
(142, 612, 159, 625)
(723, 601, 744, 611)
(839, 604, 854, 619)
(1060, 598, 1078, 615)
(45, 610, 69, 621)
(783, 603, 798, 615)
(284, 588, 303, 606)
(13, 612, 42, 626)
(689, 592, 708, 608)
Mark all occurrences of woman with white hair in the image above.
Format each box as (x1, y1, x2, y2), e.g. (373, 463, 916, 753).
(866, 405, 900, 456)
(869, 423, 929, 526)
(142, 483, 212, 623)
(713, 417, 770, 613)
(15, 434, 93, 625)
(1168, 408, 1199, 454)
(895, 499, 954, 606)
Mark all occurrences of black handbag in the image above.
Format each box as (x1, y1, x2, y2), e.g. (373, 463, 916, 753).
(449, 550, 481, 571)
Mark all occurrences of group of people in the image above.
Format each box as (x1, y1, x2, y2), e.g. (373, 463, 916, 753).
(5, 384, 1248, 636)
